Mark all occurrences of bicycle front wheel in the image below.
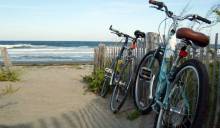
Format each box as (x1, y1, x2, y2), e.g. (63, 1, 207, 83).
(110, 60, 134, 113)
(134, 50, 162, 114)
(155, 59, 209, 128)
(100, 77, 110, 97)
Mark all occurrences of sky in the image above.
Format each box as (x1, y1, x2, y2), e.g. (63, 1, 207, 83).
(0, 0, 219, 41)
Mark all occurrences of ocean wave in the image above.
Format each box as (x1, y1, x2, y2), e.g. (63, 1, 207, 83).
(8, 49, 93, 54)
(0, 44, 48, 49)
(0, 44, 94, 49)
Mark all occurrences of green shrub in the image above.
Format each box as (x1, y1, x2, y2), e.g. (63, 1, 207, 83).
(0, 69, 20, 82)
(127, 110, 141, 121)
(83, 69, 105, 93)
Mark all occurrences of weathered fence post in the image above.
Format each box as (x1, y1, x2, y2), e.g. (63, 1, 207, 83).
(214, 33, 220, 128)
(208, 33, 218, 128)
(146, 32, 160, 52)
(200, 48, 204, 61)
(0, 47, 12, 68)
(94, 47, 98, 73)
(99, 43, 106, 69)
(206, 45, 210, 71)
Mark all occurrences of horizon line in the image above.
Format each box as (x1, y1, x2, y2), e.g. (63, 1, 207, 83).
(0, 40, 114, 42)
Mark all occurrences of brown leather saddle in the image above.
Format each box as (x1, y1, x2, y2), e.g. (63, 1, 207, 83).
(176, 28, 209, 47)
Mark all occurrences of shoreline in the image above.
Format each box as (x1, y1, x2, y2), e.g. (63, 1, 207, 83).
(0, 61, 93, 66)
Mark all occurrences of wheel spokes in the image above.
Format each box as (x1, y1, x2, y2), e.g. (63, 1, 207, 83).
(162, 67, 199, 127)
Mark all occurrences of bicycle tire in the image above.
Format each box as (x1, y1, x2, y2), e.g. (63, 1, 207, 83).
(154, 59, 209, 128)
(133, 50, 162, 114)
(110, 60, 134, 113)
(100, 60, 118, 98)
(100, 77, 110, 97)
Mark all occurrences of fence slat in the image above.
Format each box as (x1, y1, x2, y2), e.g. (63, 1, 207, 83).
(214, 33, 220, 128)
(0, 47, 12, 68)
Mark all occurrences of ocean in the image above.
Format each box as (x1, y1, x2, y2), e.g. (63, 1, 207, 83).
(0, 41, 112, 64)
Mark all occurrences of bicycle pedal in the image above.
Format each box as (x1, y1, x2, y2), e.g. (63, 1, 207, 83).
(118, 81, 127, 90)
(139, 67, 153, 81)
(105, 68, 113, 74)
(104, 74, 111, 79)
(119, 81, 126, 86)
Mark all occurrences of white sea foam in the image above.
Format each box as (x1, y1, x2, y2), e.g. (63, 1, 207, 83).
(0, 42, 97, 62)
(0, 44, 48, 49)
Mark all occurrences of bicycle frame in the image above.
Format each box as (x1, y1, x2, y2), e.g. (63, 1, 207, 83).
(148, 14, 190, 111)
(108, 36, 135, 86)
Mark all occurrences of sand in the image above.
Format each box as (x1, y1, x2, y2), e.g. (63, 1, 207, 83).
(0, 65, 155, 128)
(0, 65, 95, 124)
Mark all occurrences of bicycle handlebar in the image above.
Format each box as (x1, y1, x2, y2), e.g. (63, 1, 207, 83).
(149, 0, 164, 8)
(195, 15, 211, 24)
(109, 25, 135, 39)
(148, 0, 211, 24)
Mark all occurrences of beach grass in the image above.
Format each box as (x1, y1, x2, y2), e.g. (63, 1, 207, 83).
(83, 69, 104, 93)
(71, 64, 83, 69)
(0, 68, 21, 82)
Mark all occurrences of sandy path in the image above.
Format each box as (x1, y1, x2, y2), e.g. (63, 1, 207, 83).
(0, 65, 95, 123)
(0, 65, 155, 128)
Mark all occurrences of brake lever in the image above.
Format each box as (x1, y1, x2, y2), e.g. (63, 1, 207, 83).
(189, 18, 201, 24)
(150, 5, 157, 9)
(111, 32, 118, 36)
(195, 20, 201, 24)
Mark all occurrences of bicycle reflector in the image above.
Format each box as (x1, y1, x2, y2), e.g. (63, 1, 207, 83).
(179, 50, 188, 58)
(130, 43, 137, 49)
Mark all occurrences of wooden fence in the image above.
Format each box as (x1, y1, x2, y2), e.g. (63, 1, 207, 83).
(0, 47, 12, 68)
(94, 32, 220, 128)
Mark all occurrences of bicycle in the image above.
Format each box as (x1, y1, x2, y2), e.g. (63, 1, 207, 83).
(100, 25, 145, 113)
(133, 0, 211, 127)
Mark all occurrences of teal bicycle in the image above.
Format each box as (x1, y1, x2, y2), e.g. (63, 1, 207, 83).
(133, 1, 211, 127)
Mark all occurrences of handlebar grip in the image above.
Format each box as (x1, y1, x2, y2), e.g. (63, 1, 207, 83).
(109, 25, 113, 30)
(109, 25, 120, 34)
(149, 0, 164, 7)
(196, 15, 211, 24)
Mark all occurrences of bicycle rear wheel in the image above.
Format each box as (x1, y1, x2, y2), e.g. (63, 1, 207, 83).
(155, 59, 209, 128)
(110, 60, 134, 113)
